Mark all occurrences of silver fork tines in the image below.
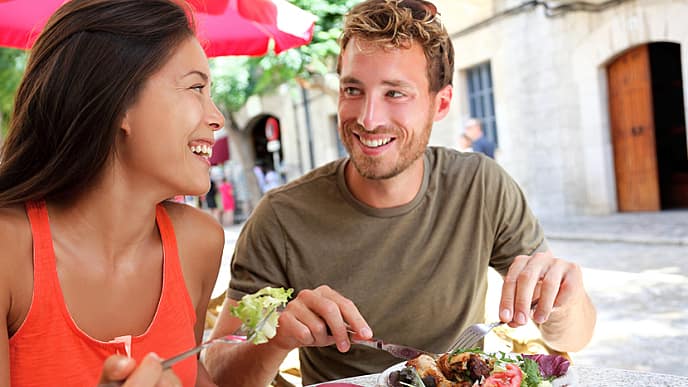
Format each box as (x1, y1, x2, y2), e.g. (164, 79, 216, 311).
(161, 308, 276, 369)
(448, 300, 539, 353)
(160, 335, 247, 369)
(447, 321, 502, 353)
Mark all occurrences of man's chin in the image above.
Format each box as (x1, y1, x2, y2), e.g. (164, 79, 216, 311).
(351, 160, 400, 180)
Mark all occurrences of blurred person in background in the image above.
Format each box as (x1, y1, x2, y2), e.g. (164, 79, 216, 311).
(262, 168, 283, 193)
(218, 177, 235, 226)
(203, 178, 221, 223)
(464, 118, 495, 158)
(458, 132, 473, 152)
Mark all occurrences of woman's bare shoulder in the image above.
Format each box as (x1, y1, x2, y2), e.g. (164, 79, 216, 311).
(162, 201, 223, 237)
(0, 205, 32, 261)
(161, 201, 224, 261)
(0, 205, 33, 324)
(161, 201, 224, 303)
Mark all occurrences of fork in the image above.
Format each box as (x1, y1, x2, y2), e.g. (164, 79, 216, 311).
(447, 321, 503, 353)
(160, 334, 247, 369)
(161, 307, 276, 369)
(99, 334, 252, 387)
(447, 300, 538, 353)
(99, 309, 277, 386)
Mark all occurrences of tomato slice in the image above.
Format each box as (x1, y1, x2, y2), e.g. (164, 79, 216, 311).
(482, 363, 523, 387)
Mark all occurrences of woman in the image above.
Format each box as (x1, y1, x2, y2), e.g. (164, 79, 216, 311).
(0, 0, 225, 385)
(205, 179, 221, 223)
(218, 178, 235, 226)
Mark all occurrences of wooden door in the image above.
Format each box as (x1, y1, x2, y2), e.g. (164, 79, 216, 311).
(607, 45, 661, 212)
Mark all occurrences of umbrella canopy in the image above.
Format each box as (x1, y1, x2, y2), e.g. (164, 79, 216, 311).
(0, 0, 316, 57)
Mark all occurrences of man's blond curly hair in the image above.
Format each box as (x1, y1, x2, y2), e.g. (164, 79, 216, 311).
(337, 0, 454, 93)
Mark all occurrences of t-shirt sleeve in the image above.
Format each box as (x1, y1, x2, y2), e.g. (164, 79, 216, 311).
(227, 194, 290, 301)
(484, 161, 548, 276)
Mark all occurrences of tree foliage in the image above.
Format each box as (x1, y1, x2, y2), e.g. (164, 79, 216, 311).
(0, 48, 27, 138)
(210, 0, 361, 114)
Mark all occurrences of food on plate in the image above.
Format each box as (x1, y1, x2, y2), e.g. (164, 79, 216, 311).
(406, 354, 450, 385)
(229, 286, 293, 344)
(387, 348, 571, 387)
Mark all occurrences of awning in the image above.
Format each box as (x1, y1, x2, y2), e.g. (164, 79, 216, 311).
(210, 136, 230, 165)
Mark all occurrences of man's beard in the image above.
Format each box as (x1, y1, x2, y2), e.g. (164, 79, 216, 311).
(339, 119, 432, 180)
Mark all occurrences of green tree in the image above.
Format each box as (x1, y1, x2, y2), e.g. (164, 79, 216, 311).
(0, 48, 27, 139)
(210, 0, 361, 115)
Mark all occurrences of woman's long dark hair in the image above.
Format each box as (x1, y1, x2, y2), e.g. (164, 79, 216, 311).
(0, 0, 195, 206)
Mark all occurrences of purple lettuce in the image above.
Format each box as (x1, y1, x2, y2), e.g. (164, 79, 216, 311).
(523, 354, 570, 378)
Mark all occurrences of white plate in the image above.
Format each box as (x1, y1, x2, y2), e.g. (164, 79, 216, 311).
(375, 362, 404, 387)
(376, 360, 578, 386)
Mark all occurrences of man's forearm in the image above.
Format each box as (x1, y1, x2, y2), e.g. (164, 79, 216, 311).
(203, 340, 292, 387)
(540, 294, 596, 352)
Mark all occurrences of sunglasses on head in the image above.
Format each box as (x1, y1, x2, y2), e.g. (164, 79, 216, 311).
(398, 0, 439, 20)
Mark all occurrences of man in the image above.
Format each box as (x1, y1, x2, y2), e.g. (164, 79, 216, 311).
(458, 132, 473, 152)
(203, 1, 596, 386)
(464, 118, 496, 158)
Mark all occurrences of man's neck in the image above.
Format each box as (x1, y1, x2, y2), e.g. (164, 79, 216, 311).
(344, 157, 424, 208)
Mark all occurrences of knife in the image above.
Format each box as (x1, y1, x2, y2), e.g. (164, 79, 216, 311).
(349, 337, 430, 360)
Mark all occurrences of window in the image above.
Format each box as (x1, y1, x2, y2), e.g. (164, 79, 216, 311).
(467, 62, 498, 145)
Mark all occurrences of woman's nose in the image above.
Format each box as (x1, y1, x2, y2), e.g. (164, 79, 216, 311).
(208, 98, 225, 130)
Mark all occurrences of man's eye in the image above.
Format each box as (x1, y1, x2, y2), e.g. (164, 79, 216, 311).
(343, 87, 361, 96)
(191, 84, 205, 92)
(387, 90, 404, 98)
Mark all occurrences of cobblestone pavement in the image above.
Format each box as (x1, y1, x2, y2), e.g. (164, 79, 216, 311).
(215, 209, 688, 379)
(546, 239, 688, 377)
(532, 209, 688, 376)
(539, 209, 688, 246)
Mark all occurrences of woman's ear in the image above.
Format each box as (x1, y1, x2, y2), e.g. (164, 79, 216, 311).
(120, 112, 132, 136)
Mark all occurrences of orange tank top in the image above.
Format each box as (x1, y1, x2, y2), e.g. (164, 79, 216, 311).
(9, 200, 198, 386)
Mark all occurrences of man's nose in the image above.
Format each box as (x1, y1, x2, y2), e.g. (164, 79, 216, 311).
(357, 96, 386, 131)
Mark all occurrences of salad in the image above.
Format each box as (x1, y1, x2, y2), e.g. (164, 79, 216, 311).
(388, 348, 571, 387)
(230, 286, 293, 344)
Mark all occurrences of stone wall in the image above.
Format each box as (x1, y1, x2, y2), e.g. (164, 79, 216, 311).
(449, 0, 688, 216)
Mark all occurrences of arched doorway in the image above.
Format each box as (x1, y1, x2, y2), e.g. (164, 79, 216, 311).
(607, 42, 688, 212)
(245, 114, 285, 195)
(248, 114, 283, 173)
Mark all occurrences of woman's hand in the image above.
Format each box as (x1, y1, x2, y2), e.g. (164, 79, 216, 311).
(98, 353, 181, 387)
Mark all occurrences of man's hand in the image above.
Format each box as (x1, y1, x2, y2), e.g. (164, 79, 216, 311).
(499, 251, 587, 327)
(98, 353, 181, 387)
(269, 285, 373, 353)
(203, 285, 373, 386)
(498, 251, 596, 352)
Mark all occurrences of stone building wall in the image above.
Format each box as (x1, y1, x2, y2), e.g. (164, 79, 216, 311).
(445, 0, 688, 216)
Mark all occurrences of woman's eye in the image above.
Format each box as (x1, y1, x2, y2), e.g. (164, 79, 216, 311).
(191, 84, 205, 92)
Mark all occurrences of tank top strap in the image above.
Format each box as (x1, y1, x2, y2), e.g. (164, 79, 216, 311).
(24, 200, 58, 299)
(155, 203, 195, 324)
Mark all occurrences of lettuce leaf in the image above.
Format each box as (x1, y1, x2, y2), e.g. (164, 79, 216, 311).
(230, 287, 293, 344)
(520, 357, 543, 387)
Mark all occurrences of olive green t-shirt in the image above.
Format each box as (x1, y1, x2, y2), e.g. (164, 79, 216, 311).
(228, 147, 547, 385)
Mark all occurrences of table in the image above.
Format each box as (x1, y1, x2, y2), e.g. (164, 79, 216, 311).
(309, 366, 688, 386)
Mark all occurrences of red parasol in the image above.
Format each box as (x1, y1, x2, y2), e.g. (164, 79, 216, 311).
(0, 0, 316, 57)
